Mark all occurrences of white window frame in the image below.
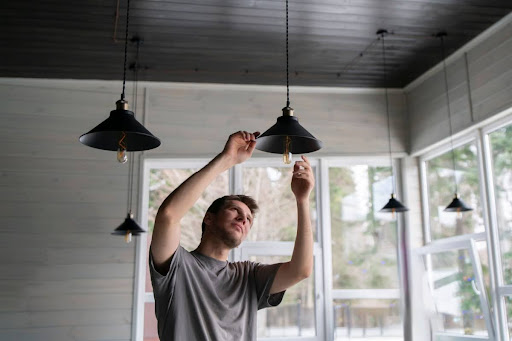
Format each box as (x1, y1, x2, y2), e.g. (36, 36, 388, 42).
(323, 156, 407, 341)
(240, 242, 324, 341)
(414, 234, 495, 341)
(481, 114, 512, 341)
(417, 111, 512, 341)
(134, 157, 326, 341)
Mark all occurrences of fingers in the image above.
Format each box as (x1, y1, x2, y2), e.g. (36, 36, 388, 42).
(292, 155, 312, 177)
(234, 131, 259, 142)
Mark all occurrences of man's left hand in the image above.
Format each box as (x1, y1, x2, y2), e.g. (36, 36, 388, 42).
(291, 155, 314, 201)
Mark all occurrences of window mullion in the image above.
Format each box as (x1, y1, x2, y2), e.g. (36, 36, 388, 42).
(480, 128, 509, 341)
(319, 159, 334, 341)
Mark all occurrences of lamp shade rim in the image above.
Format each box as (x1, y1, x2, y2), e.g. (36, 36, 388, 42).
(444, 196, 473, 212)
(112, 214, 146, 235)
(79, 108, 161, 151)
(255, 115, 322, 154)
(380, 196, 409, 212)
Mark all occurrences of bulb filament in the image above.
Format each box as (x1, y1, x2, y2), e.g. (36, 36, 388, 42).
(283, 136, 292, 164)
(125, 231, 132, 243)
(117, 131, 128, 163)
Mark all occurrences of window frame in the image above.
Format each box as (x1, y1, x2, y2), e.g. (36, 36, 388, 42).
(481, 114, 512, 340)
(133, 155, 407, 341)
(324, 156, 407, 341)
(417, 112, 512, 341)
(414, 233, 495, 340)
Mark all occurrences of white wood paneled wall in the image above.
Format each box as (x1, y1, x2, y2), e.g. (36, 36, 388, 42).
(0, 78, 406, 340)
(0, 80, 142, 341)
(143, 84, 408, 157)
(407, 17, 512, 154)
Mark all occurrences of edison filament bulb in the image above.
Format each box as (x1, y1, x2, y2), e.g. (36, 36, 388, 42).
(124, 231, 132, 243)
(117, 131, 128, 163)
(283, 136, 292, 164)
(117, 148, 128, 163)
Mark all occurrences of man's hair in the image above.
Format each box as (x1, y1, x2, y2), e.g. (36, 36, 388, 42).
(201, 195, 259, 234)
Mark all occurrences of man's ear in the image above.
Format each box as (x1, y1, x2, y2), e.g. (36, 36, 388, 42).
(203, 212, 214, 228)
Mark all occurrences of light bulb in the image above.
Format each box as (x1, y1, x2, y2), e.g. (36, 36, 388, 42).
(124, 231, 132, 243)
(117, 148, 128, 163)
(391, 208, 395, 219)
(283, 136, 292, 164)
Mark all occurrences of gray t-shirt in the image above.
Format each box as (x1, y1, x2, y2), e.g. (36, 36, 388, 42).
(149, 245, 285, 341)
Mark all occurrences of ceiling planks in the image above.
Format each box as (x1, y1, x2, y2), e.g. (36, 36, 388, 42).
(1, 0, 511, 87)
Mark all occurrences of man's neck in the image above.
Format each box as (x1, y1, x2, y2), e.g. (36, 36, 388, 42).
(195, 240, 231, 261)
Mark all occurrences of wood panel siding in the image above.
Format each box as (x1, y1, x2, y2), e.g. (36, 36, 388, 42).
(2, 0, 511, 87)
(407, 18, 512, 154)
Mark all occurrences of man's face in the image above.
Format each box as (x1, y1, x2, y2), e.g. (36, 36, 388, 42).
(205, 200, 254, 248)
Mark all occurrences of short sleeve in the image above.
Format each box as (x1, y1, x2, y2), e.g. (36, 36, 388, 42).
(253, 262, 286, 310)
(148, 245, 183, 330)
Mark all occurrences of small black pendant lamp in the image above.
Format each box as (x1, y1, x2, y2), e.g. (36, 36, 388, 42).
(377, 29, 408, 215)
(255, 0, 322, 164)
(436, 32, 473, 213)
(79, 0, 160, 163)
(112, 38, 146, 242)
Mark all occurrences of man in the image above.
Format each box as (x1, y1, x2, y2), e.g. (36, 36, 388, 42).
(149, 130, 314, 340)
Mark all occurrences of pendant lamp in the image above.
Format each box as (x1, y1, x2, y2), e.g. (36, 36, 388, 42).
(79, 0, 160, 163)
(377, 29, 408, 215)
(436, 32, 473, 213)
(112, 38, 146, 242)
(255, 0, 322, 164)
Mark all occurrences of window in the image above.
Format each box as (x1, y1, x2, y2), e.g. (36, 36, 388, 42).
(417, 113, 512, 341)
(483, 116, 512, 340)
(415, 236, 494, 339)
(487, 123, 512, 284)
(141, 161, 229, 341)
(136, 157, 405, 341)
(328, 161, 404, 341)
(424, 140, 484, 240)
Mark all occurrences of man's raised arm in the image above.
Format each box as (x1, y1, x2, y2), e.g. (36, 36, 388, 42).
(150, 131, 259, 274)
(270, 155, 315, 294)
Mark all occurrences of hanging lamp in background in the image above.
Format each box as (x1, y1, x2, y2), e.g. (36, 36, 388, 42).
(112, 37, 146, 242)
(377, 29, 408, 215)
(255, 0, 322, 164)
(79, 0, 160, 163)
(436, 31, 472, 213)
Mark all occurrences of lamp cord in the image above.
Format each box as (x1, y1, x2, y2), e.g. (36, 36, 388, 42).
(439, 33, 458, 194)
(285, 0, 290, 107)
(121, 0, 131, 101)
(380, 31, 396, 194)
(127, 38, 140, 214)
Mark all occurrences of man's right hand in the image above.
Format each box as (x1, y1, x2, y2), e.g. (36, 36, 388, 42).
(221, 131, 260, 165)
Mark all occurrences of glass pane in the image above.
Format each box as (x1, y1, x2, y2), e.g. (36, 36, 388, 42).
(505, 296, 512, 338)
(488, 125, 512, 284)
(148, 168, 229, 251)
(146, 168, 229, 292)
(144, 302, 159, 341)
(242, 166, 317, 242)
(425, 249, 488, 336)
(250, 255, 316, 337)
(333, 299, 402, 340)
(475, 241, 492, 311)
(425, 142, 483, 239)
(330, 165, 400, 289)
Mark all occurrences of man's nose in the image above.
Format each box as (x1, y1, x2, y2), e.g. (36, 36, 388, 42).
(236, 215, 247, 224)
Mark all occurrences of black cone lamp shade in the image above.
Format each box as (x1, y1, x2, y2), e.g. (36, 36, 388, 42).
(256, 107, 322, 154)
(380, 193, 409, 213)
(112, 212, 146, 243)
(444, 193, 473, 212)
(79, 100, 161, 152)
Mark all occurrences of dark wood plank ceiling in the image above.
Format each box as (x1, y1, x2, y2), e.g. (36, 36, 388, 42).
(2, 0, 511, 87)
